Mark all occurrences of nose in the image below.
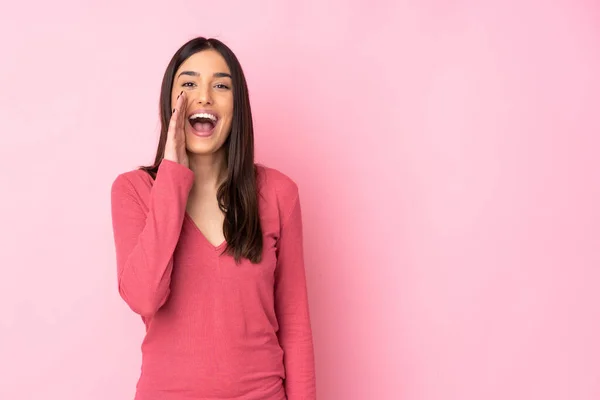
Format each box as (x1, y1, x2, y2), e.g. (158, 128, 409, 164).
(194, 82, 213, 105)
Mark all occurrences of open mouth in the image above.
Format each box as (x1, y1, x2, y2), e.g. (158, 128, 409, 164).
(188, 112, 218, 134)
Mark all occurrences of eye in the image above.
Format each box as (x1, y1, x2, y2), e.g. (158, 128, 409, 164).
(182, 82, 196, 87)
(215, 83, 230, 89)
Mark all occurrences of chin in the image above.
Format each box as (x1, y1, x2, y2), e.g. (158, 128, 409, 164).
(186, 137, 224, 155)
(187, 143, 218, 155)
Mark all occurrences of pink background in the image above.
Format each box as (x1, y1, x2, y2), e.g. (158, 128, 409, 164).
(1, 1, 600, 399)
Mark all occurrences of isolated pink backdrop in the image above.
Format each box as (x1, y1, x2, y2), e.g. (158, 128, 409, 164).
(1, 1, 599, 399)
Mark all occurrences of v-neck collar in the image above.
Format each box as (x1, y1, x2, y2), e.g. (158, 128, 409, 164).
(183, 211, 227, 252)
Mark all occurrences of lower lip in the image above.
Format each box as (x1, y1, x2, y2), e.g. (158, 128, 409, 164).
(189, 121, 216, 137)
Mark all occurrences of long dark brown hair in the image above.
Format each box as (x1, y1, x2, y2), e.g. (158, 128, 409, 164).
(138, 37, 263, 264)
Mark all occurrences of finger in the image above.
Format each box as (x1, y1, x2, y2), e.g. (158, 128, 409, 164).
(168, 92, 185, 132)
(168, 104, 181, 141)
(177, 91, 187, 129)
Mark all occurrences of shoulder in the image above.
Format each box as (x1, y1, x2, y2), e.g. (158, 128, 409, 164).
(255, 163, 301, 224)
(111, 165, 154, 199)
(256, 163, 300, 204)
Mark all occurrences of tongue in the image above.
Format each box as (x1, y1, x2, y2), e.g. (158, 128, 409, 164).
(193, 121, 214, 132)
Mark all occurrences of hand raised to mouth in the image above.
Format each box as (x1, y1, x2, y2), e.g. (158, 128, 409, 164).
(164, 91, 190, 168)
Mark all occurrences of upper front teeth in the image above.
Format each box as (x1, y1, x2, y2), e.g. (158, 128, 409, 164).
(190, 113, 217, 121)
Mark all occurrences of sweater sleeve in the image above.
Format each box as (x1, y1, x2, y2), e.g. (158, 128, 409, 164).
(110, 159, 195, 317)
(274, 190, 317, 399)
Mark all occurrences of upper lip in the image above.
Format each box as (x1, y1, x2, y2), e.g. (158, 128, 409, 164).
(187, 108, 219, 121)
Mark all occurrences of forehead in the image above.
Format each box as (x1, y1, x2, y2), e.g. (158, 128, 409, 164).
(176, 49, 231, 75)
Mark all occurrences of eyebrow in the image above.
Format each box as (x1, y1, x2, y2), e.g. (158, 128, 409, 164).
(177, 71, 232, 79)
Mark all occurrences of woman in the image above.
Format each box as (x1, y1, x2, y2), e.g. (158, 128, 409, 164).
(110, 37, 316, 400)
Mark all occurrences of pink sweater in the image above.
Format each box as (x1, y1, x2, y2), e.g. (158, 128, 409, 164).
(110, 159, 316, 400)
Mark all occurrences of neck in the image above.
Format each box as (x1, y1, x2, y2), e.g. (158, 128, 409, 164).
(187, 149, 228, 193)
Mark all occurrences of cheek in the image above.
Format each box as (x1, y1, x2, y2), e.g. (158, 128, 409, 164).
(220, 117, 233, 132)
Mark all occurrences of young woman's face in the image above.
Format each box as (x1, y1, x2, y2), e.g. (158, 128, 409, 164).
(172, 49, 234, 155)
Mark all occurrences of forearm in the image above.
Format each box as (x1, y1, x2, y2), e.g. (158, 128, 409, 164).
(111, 160, 194, 317)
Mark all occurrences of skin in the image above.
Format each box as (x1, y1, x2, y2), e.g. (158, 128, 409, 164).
(171, 49, 234, 189)
(169, 49, 234, 246)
